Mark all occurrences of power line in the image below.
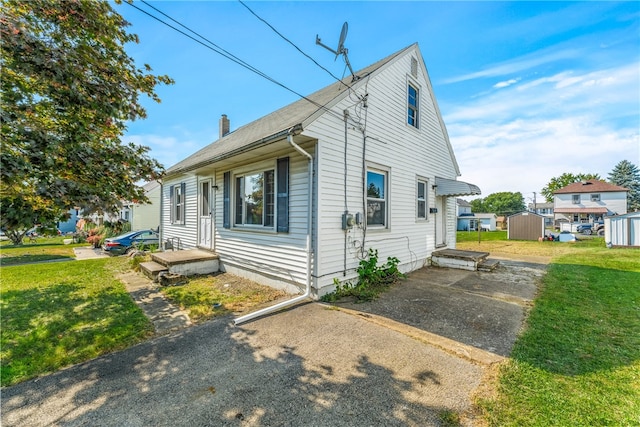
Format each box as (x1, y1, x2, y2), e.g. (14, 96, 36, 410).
(126, 1, 347, 123)
(237, 0, 349, 88)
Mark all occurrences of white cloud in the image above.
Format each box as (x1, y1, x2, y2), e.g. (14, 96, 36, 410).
(125, 134, 203, 169)
(493, 78, 520, 89)
(444, 62, 640, 199)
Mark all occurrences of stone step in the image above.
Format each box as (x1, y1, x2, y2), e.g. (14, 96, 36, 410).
(478, 258, 500, 272)
(140, 261, 168, 282)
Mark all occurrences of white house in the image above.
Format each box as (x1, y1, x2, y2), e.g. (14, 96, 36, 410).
(160, 44, 480, 297)
(456, 199, 477, 231)
(129, 180, 161, 231)
(553, 180, 628, 225)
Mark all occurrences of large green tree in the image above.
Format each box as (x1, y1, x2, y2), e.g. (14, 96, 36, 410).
(1, 0, 173, 244)
(470, 192, 526, 216)
(608, 160, 640, 212)
(541, 172, 601, 203)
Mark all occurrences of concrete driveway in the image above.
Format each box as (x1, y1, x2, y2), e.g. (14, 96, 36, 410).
(1, 260, 545, 427)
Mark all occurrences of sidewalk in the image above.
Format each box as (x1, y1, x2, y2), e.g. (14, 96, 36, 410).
(118, 271, 192, 335)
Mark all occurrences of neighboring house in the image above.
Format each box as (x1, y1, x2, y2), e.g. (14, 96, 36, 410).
(496, 216, 506, 230)
(528, 202, 554, 227)
(475, 213, 498, 231)
(456, 199, 477, 231)
(129, 180, 161, 231)
(57, 207, 80, 234)
(553, 180, 629, 225)
(161, 44, 480, 297)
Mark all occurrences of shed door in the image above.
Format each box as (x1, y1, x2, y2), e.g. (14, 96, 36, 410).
(199, 180, 213, 249)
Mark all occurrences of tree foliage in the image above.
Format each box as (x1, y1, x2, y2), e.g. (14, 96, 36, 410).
(608, 160, 640, 212)
(0, 0, 173, 243)
(470, 192, 526, 216)
(541, 172, 601, 203)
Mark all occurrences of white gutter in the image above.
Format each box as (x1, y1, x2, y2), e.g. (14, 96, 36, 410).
(234, 130, 313, 325)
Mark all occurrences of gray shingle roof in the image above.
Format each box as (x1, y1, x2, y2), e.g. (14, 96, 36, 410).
(165, 44, 416, 176)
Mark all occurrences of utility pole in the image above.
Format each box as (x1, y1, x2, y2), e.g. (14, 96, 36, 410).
(533, 192, 537, 213)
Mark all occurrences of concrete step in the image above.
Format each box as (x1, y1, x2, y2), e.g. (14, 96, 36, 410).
(140, 261, 168, 282)
(478, 258, 500, 272)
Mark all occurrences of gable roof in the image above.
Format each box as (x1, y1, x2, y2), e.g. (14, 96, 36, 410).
(166, 43, 457, 177)
(553, 179, 629, 194)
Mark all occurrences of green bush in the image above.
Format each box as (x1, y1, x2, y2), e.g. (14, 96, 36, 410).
(322, 248, 404, 302)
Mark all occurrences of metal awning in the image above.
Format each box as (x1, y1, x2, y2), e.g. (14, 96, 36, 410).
(554, 207, 609, 214)
(435, 177, 481, 197)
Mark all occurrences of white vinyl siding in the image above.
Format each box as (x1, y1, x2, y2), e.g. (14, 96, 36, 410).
(306, 46, 459, 292)
(162, 175, 198, 249)
(214, 149, 311, 286)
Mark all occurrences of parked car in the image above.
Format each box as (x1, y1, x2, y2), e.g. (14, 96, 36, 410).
(102, 229, 159, 255)
(576, 222, 604, 235)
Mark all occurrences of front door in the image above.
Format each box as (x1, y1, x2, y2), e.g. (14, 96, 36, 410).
(199, 180, 213, 248)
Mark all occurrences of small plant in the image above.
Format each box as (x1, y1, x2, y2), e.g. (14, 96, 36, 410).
(322, 248, 404, 302)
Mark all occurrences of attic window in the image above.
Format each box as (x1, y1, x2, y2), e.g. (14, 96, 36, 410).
(407, 83, 419, 128)
(411, 57, 418, 77)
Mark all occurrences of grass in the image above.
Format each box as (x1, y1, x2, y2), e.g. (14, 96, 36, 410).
(0, 236, 85, 266)
(161, 274, 288, 322)
(461, 233, 640, 426)
(0, 257, 153, 387)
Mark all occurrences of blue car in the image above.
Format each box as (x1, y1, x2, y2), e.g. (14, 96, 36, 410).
(102, 230, 159, 255)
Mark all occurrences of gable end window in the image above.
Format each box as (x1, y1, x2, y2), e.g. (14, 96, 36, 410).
(591, 194, 600, 202)
(572, 194, 580, 204)
(407, 83, 419, 128)
(169, 183, 186, 225)
(417, 179, 427, 219)
(367, 168, 388, 228)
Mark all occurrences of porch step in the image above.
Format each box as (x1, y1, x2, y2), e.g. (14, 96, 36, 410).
(431, 249, 493, 272)
(140, 261, 168, 282)
(151, 249, 220, 276)
(478, 258, 501, 272)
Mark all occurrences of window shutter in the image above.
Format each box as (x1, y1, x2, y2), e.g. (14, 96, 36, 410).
(169, 185, 175, 223)
(277, 157, 289, 232)
(223, 172, 230, 229)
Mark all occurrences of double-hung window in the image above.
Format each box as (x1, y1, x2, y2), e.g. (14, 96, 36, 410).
(408, 83, 419, 128)
(591, 194, 600, 202)
(572, 194, 580, 204)
(367, 168, 388, 227)
(234, 170, 275, 227)
(417, 179, 427, 219)
(170, 183, 186, 224)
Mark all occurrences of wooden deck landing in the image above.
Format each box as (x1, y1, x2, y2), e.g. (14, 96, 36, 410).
(151, 249, 218, 266)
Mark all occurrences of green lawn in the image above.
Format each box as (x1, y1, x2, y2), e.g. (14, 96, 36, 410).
(0, 258, 153, 387)
(0, 236, 85, 266)
(470, 240, 640, 426)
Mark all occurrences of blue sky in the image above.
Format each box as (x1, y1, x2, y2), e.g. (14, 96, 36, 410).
(117, 1, 639, 202)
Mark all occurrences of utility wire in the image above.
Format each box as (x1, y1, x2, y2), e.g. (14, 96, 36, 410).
(237, 0, 349, 88)
(127, 0, 346, 123)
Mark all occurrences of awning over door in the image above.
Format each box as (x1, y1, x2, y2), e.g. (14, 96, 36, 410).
(435, 177, 481, 197)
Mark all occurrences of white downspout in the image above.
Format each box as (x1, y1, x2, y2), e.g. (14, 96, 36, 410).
(234, 130, 313, 325)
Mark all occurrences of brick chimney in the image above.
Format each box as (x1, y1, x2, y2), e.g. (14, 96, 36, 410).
(219, 114, 230, 138)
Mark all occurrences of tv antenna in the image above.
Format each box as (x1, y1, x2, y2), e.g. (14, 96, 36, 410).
(316, 22, 358, 81)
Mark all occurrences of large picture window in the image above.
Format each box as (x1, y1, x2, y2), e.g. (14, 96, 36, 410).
(235, 170, 275, 227)
(224, 157, 289, 232)
(367, 169, 388, 227)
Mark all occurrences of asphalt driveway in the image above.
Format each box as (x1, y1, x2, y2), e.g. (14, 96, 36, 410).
(1, 260, 545, 427)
